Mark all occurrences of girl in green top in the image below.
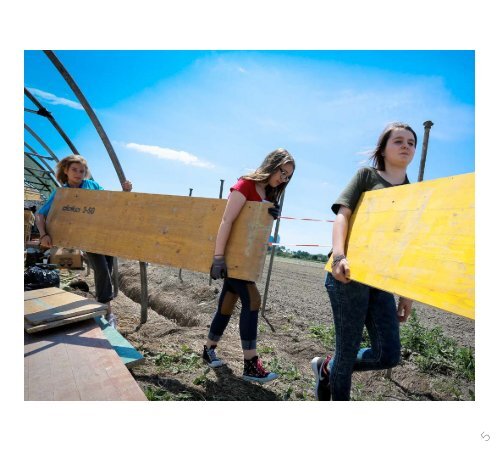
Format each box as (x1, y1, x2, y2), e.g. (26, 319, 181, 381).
(312, 122, 416, 401)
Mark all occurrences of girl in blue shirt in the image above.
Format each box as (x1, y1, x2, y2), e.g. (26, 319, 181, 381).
(36, 155, 132, 328)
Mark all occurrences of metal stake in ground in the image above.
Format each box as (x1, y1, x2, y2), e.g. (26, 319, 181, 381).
(418, 120, 434, 182)
(179, 188, 194, 283)
(261, 190, 286, 315)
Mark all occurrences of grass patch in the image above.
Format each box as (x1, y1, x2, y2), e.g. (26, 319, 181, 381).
(267, 357, 301, 381)
(400, 311, 475, 381)
(309, 324, 370, 349)
(154, 345, 202, 374)
(309, 324, 334, 348)
(144, 385, 196, 401)
(257, 344, 275, 355)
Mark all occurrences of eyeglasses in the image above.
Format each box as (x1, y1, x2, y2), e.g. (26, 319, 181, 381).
(279, 167, 291, 182)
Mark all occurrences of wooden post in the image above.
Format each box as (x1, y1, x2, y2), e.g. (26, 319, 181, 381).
(261, 190, 285, 315)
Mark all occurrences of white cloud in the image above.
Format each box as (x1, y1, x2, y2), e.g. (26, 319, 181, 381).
(125, 142, 215, 168)
(28, 87, 83, 110)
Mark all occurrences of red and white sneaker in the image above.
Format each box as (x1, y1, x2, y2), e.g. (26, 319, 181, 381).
(243, 356, 279, 384)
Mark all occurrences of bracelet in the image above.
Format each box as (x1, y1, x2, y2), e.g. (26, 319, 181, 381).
(333, 254, 346, 266)
(40, 234, 49, 240)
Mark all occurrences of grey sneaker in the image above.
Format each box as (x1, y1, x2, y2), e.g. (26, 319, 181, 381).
(311, 355, 331, 401)
(106, 313, 118, 329)
(203, 345, 224, 368)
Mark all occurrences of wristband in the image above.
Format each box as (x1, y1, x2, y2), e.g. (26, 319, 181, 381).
(333, 254, 346, 266)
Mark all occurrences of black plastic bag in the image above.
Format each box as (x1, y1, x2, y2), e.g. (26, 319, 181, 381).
(24, 264, 60, 291)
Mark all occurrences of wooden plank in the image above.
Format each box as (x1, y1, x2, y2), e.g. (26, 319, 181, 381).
(325, 173, 474, 319)
(24, 320, 147, 400)
(94, 316, 145, 368)
(25, 310, 107, 333)
(24, 287, 64, 301)
(24, 290, 108, 326)
(46, 189, 274, 281)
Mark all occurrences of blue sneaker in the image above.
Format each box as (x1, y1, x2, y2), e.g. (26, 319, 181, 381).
(243, 356, 279, 384)
(203, 345, 224, 368)
(311, 355, 331, 401)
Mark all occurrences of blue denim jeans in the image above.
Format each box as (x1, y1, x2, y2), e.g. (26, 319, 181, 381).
(208, 278, 261, 350)
(325, 272, 401, 400)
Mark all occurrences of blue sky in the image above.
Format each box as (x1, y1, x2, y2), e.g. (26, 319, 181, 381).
(24, 50, 475, 251)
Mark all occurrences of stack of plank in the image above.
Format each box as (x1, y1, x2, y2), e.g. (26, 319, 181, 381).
(24, 287, 146, 401)
(24, 287, 107, 333)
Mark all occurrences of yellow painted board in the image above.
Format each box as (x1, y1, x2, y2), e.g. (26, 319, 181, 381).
(46, 189, 274, 282)
(325, 173, 474, 319)
(25, 291, 107, 326)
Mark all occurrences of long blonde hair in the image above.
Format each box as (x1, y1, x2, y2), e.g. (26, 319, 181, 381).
(55, 155, 89, 184)
(241, 148, 295, 203)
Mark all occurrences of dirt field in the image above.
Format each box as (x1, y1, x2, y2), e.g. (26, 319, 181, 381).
(78, 255, 475, 401)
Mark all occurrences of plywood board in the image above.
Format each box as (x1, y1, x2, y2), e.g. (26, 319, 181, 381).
(325, 173, 474, 319)
(24, 320, 147, 400)
(24, 287, 64, 301)
(25, 310, 107, 333)
(25, 289, 108, 326)
(46, 189, 274, 282)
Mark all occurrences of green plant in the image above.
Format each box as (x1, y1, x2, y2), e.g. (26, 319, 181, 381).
(193, 368, 210, 386)
(267, 357, 301, 381)
(257, 344, 274, 355)
(309, 324, 334, 348)
(155, 345, 202, 374)
(400, 311, 475, 381)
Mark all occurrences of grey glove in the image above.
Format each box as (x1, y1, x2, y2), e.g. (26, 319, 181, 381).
(210, 255, 227, 280)
(268, 202, 280, 220)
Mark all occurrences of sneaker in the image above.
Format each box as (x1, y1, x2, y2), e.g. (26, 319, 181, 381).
(311, 355, 332, 401)
(106, 313, 118, 329)
(243, 356, 279, 384)
(203, 345, 224, 368)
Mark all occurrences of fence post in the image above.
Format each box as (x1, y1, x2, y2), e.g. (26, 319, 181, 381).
(261, 190, 285, 315)
(140, 262, 148, 324)
(179, 188, 193, 282)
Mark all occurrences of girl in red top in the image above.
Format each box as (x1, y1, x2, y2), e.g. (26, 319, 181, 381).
(203, 148, 295, 383)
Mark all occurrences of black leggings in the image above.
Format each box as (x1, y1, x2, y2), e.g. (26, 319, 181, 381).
(208, 278, 262, 350)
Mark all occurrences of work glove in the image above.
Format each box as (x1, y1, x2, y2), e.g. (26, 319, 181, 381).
(210, 255, 227, 280)
(268, 202, 281, 220)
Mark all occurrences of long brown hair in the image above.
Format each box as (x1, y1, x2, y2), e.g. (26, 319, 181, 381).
(241, 148, 295, 203)
(55, 155, 89, 184)
(369, 122, 417, 171)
